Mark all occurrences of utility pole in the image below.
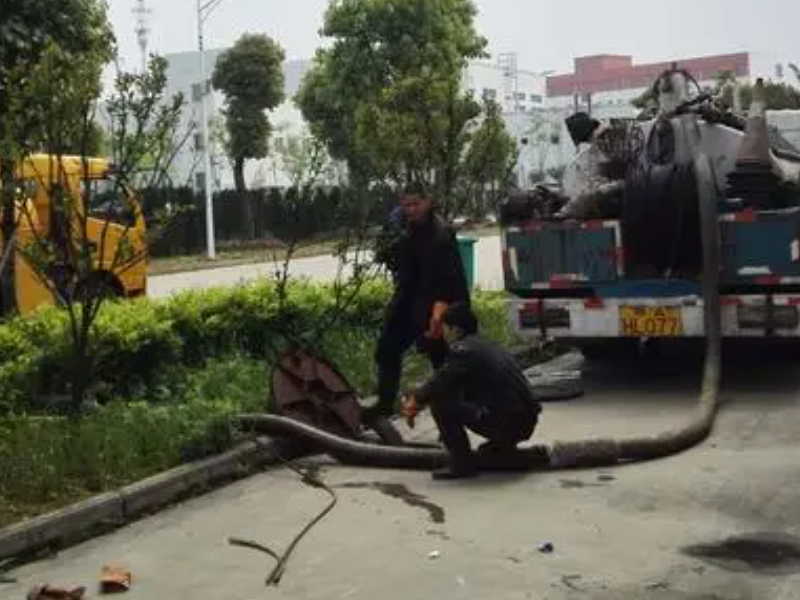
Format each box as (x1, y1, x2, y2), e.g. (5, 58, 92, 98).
(196, 0, 226, 259)
(498, 52, 519, 113)
(133, 0, 151, 73)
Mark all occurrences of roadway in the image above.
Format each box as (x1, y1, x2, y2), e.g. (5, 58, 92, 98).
(147, 236, 505, 298)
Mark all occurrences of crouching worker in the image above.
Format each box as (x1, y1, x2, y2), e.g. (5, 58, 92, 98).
(402, 303, 542, 480)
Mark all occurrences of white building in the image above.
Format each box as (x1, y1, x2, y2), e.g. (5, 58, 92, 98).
(463, 54, 546, 114)
(162, 49, 550, 191)
(161, 49, 312, 191)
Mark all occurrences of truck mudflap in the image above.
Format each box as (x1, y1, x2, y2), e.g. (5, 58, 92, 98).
(508, 295, 800, 340)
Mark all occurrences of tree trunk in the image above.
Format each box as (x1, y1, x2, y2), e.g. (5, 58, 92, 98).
(68, 311, 94, 414)
(234, 157, 256, 240)
(0, 158, 18, 316)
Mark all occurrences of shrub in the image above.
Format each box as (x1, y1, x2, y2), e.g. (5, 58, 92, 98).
(0, 279, 509, 414)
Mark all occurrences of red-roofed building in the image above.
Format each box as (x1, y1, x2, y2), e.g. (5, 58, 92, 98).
(546, 52, 751, 116)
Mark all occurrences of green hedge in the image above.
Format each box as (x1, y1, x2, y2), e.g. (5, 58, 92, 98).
(0, 279, 394, 413)
(0, 278, 513, 413)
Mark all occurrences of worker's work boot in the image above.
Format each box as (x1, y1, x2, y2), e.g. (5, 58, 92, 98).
(476, 440, 528, 471)
(432, 464, 478, 480)
(432, 453, 478, 480)
(361, 405, 404, 446)
(361, 403, 391, 424)
(477, 440, 518, 455)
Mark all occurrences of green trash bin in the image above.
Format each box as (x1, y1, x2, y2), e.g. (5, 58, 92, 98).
(457, 236, 477, 290)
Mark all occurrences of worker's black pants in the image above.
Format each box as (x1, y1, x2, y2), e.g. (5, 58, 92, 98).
(430, 395, 538, 469)
(373, 313, 447, 417)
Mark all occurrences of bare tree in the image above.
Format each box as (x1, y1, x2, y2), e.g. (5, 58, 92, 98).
(12, 49, 186, 412)
(263, 134, 382, 360)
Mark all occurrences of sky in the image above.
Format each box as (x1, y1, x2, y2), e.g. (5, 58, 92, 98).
(108, 0, 799, 76)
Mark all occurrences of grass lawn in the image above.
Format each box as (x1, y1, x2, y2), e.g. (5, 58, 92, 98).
(0, 356, 268, 528)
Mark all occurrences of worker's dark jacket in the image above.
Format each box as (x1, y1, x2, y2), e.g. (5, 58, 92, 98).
(374, 206, 406, 282)
(387, 214, 470, 331)
(417, 334, 542, 422)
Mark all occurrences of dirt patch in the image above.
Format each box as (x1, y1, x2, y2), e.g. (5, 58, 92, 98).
(337, 482, 445, 524)
(682, 532, 800, 574)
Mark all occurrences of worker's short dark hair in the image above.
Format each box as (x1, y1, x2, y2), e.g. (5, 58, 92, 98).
(402, 181, 427, 197)
(443, 302, 478, 335)
(565, 112, 601, 147)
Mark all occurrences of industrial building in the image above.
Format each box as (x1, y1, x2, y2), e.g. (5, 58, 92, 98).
(160, 49, 797, 192)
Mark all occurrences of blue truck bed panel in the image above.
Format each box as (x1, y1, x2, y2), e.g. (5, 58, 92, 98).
(504, 221, 619, 289)
(505, 209, 800, 295)
(720, 208, 800, 283)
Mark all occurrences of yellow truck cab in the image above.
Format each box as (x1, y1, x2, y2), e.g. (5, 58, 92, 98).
(9, 154, 147, 314)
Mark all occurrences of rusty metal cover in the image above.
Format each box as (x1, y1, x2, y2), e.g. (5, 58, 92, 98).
(270, 348, 363, 438)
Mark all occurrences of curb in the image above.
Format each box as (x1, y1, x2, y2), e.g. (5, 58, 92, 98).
(0, 435, 307, 564)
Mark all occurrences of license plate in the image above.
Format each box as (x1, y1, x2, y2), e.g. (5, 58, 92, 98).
(619, 306, 683, 336)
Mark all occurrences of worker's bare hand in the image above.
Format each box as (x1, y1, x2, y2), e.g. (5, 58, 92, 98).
(401, 394, 419, 429)
(425, 302, 449, 339)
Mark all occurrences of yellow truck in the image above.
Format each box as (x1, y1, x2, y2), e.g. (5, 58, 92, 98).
(3, 154, 148, 314)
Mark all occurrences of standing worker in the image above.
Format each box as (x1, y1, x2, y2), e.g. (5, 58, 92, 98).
(402, 303, 542, 480)
(365, 185, 470, 427)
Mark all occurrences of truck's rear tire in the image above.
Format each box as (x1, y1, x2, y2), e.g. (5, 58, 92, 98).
(575, 339, 640, 361)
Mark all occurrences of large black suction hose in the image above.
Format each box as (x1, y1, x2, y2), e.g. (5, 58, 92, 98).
(237, 153, 722, 470)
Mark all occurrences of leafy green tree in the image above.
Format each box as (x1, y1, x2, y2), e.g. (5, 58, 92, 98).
(790, 63, 800, 84)
(0, 0, 115, 315)
(632, 69, 800, 114)
(712, 70, 800, 112)
(296, 0, 488, 202)
(740, 81, 800, 111)
(212, 33, 285, 239)
(62, 121, 108, 157)
(461, 99, 518, 219)
(275, 132, 340, 189)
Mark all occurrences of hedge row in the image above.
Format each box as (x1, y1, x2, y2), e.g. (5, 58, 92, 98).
(142, 186, 394, 258)
(0, 279, 390, 413)
(0, 279, 513, 414)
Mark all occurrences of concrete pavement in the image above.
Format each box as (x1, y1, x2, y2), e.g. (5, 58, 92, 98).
(147, 236, 504, 299)
(6, 347, 800, 599)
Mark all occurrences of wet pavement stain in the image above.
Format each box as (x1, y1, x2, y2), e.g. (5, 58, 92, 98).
(560, 478, 606, 489)
(682, 532, 800, 574)
(337, 482, 446, 524)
